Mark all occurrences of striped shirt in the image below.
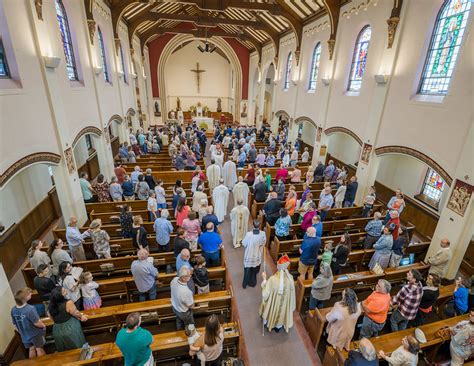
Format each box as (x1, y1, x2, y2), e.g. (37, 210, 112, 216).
(391, 281, 423, 320)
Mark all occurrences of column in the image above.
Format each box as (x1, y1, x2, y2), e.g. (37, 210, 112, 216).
(426, 123, 474, 280)
(94, 134, 115, 180)
(310, 130, 329, 168)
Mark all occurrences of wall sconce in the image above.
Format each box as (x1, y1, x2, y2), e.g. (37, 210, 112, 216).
(118, 71, 124, 78)
(321, 77, 331, 86)
(291, 79, 298, 86)
(43, 56, 61, 69)
(93, 66, 103, 75)
(131, 73, 138, 79)
(374, 74, 389, 84)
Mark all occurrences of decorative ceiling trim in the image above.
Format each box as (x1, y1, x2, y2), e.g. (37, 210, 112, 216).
(0, 152, 61, 188)
(72, 126, 103, 148)
(107, 114, 124, 125)
(294, 116, 318, 128)
(375, 145, 453, 186)
(324, 126, 363, 146)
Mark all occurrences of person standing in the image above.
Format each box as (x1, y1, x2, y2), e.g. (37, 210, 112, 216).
(345, 338, 378, 366)
(298, 227, 321, 281)
(379, 336, 419, 366)
(48, 239, 73, 276)
(176, 248, 192, 273)
(230, 199, 250, 248)
(192, 185, 208, 213)
(390, 269, 423, 331)
(233, 176, 251, 207)
(360, 279, 391, 339)
(212, 179, 229, 223)
(28, 240, 51, 277)
(413, 274, 440, 326)
(11, 287, 46, 358)
(242, 220, 266, 289)
(253, 179, 267, 203)
(447, 309, 474, 366)
(154, 209, 174, 252)
(131, 249, 159, 302)
(222, 157, 238, 190)
(318, 186, 334, 221)
(90, 219, 111, 259)
(170, 267, 195, 330)
(427, 238, 451, 279)
(65, 217, 89, 262)
(109, 176, 123, 201)
(120, 205, 134, 238)
(368, 226, 394, 270)
(131, 216, 149, 252)
(116, 312, 154, 366)
(198, 223, 223, 267)
(309, 263, 334, 310)
(201, 206, 219, 232)
(326, 289, 361, 351)
(206, 160, 221, 191)
(79, 172, 95, 203)
(260, 255, 296, 333)
(173, 227, 190, 257)
(363, 212, 383, 249)
(33, 264, 56, 309)
(343, 176, 358, 207)
(190, 314, 224, 366)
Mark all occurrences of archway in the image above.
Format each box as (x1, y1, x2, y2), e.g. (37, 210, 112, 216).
(324, 127, 363, 167)
(73, 133, 101, 181)
(157, 34, 243, 121)
(293, 117, 318, 160)
(263, 63, 275, 125)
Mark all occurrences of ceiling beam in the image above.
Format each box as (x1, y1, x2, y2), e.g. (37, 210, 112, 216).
(321, 0, 342, 60)
(274, 0, 303, 65)
(387, 0, 403, 48)
(154, 0, 280, 12)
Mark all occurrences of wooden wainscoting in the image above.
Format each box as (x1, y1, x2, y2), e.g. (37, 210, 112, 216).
(300, 141, 314, 161)
(77, 151, 100, 181)
(0, 188, 61, 280)
(460, 239, 474, 276)
(110, 136, 120, 159)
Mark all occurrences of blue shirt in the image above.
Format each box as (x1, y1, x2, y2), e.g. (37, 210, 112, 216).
(176, 254, 192, 272)
(130, 171, 141, 185)
(122, 181, 134, 196)
(119, 147, 129, 159)
(66, 226, 90, 248)
(319, 193, 334, 211)
(116, 327, 153, 366)
(138, 134, 146, 146)
(153, 217, 174, 245)
(365, 219, 383, 237)
(454, 287, 469, 312)
(300, 235, 321, 265)
(198, 231, 222, 253)
(131, 259, 158, 293)
(11, 305, 45, 345)
(238, 152, 246, 163)
(275, 216, 292, 237)
(312, 222, 323, 238)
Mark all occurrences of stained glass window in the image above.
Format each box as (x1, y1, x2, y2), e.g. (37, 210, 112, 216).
(348, 26, 371, 92)
(0, 39, 9, 78)
(97, 27, 110, 82)
(421, 168, 445, 203)
(418, 0, 471, 95)
(284, 52, 292, 90)
(119, 43, 127, 84)
(308, 43, 321, 91)
(55, 0, 78, 81)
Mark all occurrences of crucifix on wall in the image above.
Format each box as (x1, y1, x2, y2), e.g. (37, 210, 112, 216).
(190, 62, 206, 93)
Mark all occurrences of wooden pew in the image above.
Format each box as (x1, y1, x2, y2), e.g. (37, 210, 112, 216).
(41, 290, 233, 334)
(294, 262, 431, 312)
(29, 266, 228, 304)
(11, 322, 241, 366)
(304, 283, 456, 349)
(323, 315, 468, 366)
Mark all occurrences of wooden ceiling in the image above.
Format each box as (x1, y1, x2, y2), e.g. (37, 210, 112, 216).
(107, 0, 352, 62)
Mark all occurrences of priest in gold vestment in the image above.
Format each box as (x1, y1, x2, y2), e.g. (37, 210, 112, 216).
(230, 198, 250, 248)
(259, 255, 296, 333)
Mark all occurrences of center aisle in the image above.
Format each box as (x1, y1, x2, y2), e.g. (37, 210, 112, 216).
(203, 139, 320, 366)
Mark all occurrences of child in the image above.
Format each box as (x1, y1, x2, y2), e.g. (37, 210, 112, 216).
(186, 324, 206, 366)
(193, 255, 209, 294)
(362, 186, 377, 217)
(79, 272, 101, 310)
(321, 243, 333, 265)
(147, 191, 158, 222)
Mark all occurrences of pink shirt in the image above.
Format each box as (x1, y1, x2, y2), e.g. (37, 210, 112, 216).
(275, 169, 288, 182)
(290, 169, 301, 183)
(182, 218, 201, 241)
(175, 206, 190, 226)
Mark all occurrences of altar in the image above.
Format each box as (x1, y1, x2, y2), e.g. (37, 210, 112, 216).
(192, 117, 214, 131)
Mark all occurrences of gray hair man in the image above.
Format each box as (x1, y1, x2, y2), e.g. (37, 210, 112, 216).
(65, 216, 90, 262)
(170, 267, 196, 330)
(131, 249, 159, 302)
(360, 279, 392, 339)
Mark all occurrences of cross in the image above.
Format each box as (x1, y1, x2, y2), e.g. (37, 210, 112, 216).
(190, 62, 206, 93)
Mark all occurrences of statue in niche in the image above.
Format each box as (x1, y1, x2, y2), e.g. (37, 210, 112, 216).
(217, 98, 222, 112)
(241, 102, 247, 117)
(154, 101, 161, 117)
(176, 97, 181, 111)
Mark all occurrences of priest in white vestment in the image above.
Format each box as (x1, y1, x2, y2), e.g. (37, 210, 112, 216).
(212, 179, 229, 222)
(222, 157, 237, 190)
(192, 185, 208, 212)
(260, 254, 296, 333)
(232, 176, 250, 207)
(212, 150, 224, 168)
(230, 198, 250, 248)
(206, 160, 221, 191)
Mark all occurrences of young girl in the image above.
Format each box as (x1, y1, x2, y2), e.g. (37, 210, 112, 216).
(193, 255, 209, 294)
(147, 191, 158, 222)
(182, 211, 201, 251)
(321, 243, 333, 265)
(79, 272, 102, 310)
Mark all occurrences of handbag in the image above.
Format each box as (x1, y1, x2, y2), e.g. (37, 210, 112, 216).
(372, 262, 384, 275)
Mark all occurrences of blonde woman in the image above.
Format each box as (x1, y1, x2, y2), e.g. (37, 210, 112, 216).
(90, 219, 111, 259)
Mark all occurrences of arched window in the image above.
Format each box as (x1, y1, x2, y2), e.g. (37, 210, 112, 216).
(418, 0, 471, 95)
(55, 0, 78, 81)
(283, 52, 293, 90)
(420, 168, 445, 204)
(0, 38, 10, 78)
(347, 26, 372, 92)
(97, 27, 110, 82)
(119, 43, 127, 84)
(308, 43, 321, 91)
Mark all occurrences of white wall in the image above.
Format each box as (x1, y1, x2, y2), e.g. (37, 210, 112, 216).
(327, 133, 361, 166)
(301, 122, 316, 146)
(165, 41, 231, 112)
(73, 136, 90, 168)
(0, 264, 15, 354)
(0, 164, 53, 229)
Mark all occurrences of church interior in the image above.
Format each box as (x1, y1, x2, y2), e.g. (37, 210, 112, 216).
(0, 0, 473, 365)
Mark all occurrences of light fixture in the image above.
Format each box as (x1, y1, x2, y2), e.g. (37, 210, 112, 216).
(321, 77, 331, 86)
(43, 56, 61, 69)
(374, 74, 389, 84)
(197, 28, 216, 53)
(118, 70, 124, 77)
(93, 66, 102, 75)
(131, 73, 138, 79)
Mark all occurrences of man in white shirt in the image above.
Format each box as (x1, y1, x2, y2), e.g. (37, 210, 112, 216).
(427, 238, 452, 278)
(212, 179, 229, 222)
(206, 159, 221, 191)
(170, 267, 195, 330)
(222, 157, 237, 190)
(242, 220, 266, 288)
